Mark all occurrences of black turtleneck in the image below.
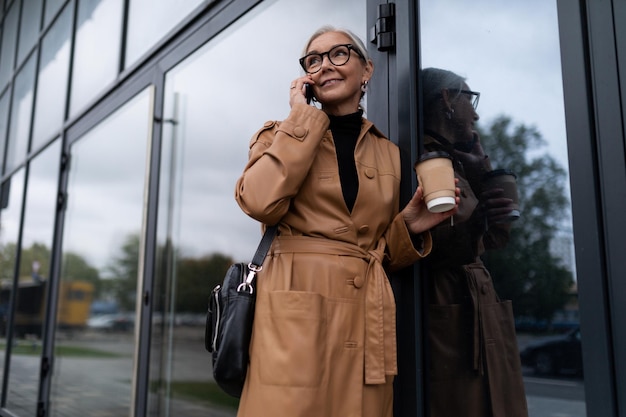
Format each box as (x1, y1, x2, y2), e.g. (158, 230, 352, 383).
(328, 110, 362, 213)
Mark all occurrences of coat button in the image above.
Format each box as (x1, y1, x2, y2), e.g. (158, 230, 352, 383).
(358, 225, 369, 234)
(353, 275, 364, 288)
(365, 168, 375, 178)
(263, 121, 275, 128)
(481, 284, 489, 295)
(293, 126, 307, 138)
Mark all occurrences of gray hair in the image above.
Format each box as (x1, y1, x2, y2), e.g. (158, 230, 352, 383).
(421, 67, 466, 110)
(302, 25, 370, 62)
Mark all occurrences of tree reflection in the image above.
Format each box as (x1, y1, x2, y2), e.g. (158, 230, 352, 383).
(173, 253, 233, 313)
(105, 233, 235, 315)
(480, 115, 574, 329)
(104, 234, 141, 311)
(1, 234, 235, 338)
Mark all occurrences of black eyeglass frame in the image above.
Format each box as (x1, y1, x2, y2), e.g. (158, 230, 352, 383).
(299, 44, 365, 74)
(449, 89, 481, 110)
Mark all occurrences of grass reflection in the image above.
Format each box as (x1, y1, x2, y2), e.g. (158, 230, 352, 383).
(1, 343, 123, 357)
(151, 380, 239, 409)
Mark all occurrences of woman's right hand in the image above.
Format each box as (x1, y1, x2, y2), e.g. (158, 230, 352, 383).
(289, 76, 315, 107)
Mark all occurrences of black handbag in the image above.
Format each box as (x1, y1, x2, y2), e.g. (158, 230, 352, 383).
(205, 225, 278, 398)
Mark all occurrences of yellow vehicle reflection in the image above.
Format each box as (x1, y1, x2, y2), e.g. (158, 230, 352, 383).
(0, 279, 94, 337)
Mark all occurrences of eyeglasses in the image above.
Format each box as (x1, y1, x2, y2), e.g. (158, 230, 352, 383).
(299, 44, 365, 74)
(450, 89, 480, 110)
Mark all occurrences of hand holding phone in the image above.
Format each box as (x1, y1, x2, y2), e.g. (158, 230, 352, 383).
(305, 83, 314, 104)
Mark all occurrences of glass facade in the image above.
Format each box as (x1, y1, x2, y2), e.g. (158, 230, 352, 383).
(4, 141, 61, 416)
(125, 0, 205, 68)
(16, 0, 42, 65)
(49, 88, 152, 417)
(31, 2, 72, 150)
(418, 2, 583, 416)
(0, 90, 10, 166)
(43, 0, 65, 27)
(5, 53, 36, 173)
(0, 169, 26, 401)
(69, 0, 123, 117)
(0, 0, 624, 416)
(0, 0, 18, 90)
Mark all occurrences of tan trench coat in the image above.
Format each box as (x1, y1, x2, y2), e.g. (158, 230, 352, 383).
(234, 104, 431, 417)
(424, 136, 528, 417)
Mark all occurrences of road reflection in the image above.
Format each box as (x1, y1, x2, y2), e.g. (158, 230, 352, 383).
(520, 331, 586, 417)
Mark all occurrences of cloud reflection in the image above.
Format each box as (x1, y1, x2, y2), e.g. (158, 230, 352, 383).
(161, 0, 365, 262)
(420, 0, 567, 169)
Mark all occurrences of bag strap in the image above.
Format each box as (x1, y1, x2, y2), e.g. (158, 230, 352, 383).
(250, 225, 278, 268)
(239, 225, 278, 292)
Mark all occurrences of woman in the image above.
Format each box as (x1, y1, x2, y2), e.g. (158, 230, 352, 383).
(234, 28, 457, 417)
(420, 67, 528, 417)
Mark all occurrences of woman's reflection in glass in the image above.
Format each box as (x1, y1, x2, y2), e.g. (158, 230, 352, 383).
(420, 67, 528, 417)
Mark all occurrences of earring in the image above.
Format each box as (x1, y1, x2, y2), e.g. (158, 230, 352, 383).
(361, 80, 369, 93)
(445, 108, 455, 119)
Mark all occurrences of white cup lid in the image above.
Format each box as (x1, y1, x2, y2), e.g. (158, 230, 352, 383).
(426, 196, 456, 213)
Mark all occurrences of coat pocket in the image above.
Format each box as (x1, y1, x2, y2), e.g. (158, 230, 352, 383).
(257, 290, 326, 387)
(481, 300, 528, 417)
(427, 303, 474, 381)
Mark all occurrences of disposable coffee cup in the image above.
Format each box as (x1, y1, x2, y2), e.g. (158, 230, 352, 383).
(483, 169, 520, 222)
(415, 151, 456, 213)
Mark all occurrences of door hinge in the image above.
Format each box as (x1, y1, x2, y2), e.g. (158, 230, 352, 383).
(370, 2, 396, 51)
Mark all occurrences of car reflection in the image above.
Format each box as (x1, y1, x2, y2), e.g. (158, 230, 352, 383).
(520, 327, 583, 376)
(87, 313, 134, 332)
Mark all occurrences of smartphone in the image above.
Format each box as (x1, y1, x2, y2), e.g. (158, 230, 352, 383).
(305, 83, 314, 104)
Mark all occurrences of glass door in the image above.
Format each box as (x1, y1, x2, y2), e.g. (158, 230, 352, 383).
(149, 1, 367, 415)
(48, 87, 153, 417)
(418, 1, 583, 416)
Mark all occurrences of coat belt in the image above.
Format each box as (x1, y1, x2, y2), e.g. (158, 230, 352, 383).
(271, 235, 397, 385)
